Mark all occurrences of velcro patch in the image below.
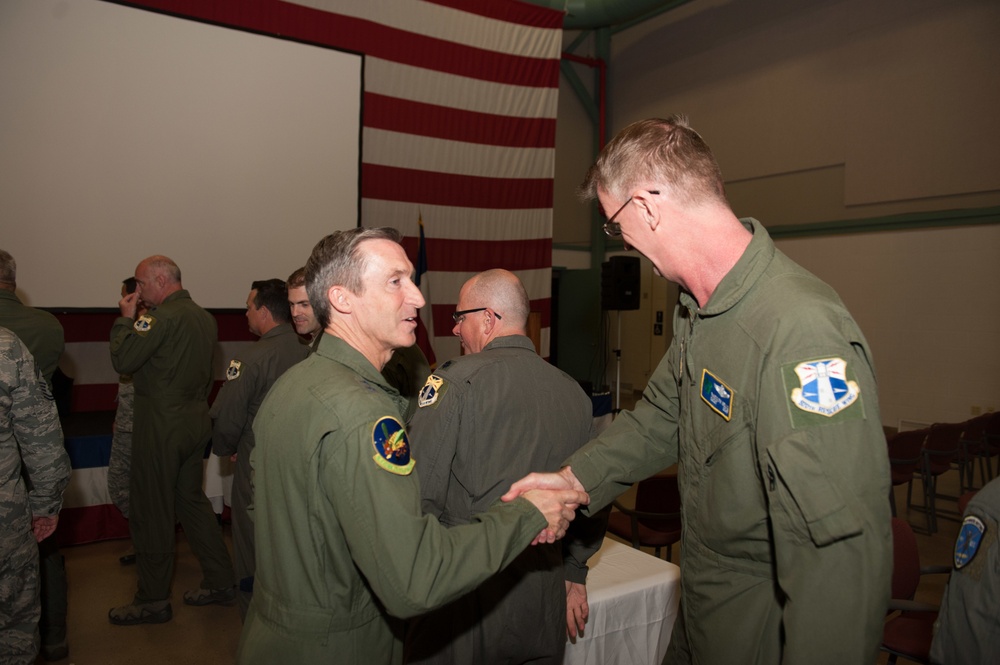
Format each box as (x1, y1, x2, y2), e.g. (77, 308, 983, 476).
(371, 416, 415, 475)
(700, 369, 733, 421)
(133, 315, 155, 333)
(226, 359, 242, 381)
(418, 375, 445, 408)
(782, 357, 865, 428)
(955, 515, 986, 569)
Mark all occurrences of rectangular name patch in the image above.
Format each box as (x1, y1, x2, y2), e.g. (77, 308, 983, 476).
(700, 369, 733, 421)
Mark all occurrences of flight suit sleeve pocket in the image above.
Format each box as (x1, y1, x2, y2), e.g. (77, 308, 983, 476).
(767, 437, 863, 547)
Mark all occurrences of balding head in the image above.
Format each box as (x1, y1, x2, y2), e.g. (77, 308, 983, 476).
(134, 255, 182, 305)
(452, 269, 530, 354)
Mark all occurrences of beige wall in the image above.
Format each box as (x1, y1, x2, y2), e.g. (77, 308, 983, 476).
(553, 0, 1000, 426)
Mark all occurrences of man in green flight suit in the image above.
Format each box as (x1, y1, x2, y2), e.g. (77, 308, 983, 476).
(505, 117, 892, 663)
(210, 278, 309, 620)
(108, 255, 235, 625)
(238, 228, 589, 665)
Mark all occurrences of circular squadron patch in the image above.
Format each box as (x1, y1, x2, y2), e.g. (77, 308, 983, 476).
(371, 416, 415, 476)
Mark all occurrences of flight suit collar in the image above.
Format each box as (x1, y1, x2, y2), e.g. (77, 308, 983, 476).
(680, 217, 775, 317)
(0, 289, 24, 306)
(153, 289, 192, 310)
(260, 322, 296, 340)
(482, 334, 535, 353)
(316, 333, 397, 393)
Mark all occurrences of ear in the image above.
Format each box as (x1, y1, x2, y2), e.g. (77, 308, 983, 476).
(482, 309, 499, 335)
(329, 285, 351, 314)
(635, 190, 661, 231)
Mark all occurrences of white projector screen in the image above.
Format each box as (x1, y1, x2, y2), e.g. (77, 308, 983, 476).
(0, 0, 362, 309)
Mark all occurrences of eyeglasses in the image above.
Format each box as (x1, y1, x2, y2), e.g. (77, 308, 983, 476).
(452, 307, 502, 323)
(603, 190, 660, 238)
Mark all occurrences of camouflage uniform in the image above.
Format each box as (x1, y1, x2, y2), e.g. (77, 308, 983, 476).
(0, 327, 70, 664)
(107, 376, 135, 518)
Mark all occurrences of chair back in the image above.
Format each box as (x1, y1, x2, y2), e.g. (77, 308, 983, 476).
(922, 422, 964, 475)
(890, 517, 922, 601)
(634, 473, 682, 533)
(959, 413, 990, 450)
(985, 411, 1000, 447)
(887, 429, 927, 485)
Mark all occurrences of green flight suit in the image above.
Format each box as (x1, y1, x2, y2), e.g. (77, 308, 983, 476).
(238, 334, 548, 665)
(568, 219, 892, 664)
(405, 335, 601, 665)
(110, 289, 234, 603)
(930, 476, 1000, 664)
(0, 290, 64, 390)
(209, 322, 308, 619)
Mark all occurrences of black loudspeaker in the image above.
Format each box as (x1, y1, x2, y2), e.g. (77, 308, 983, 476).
(601, 256, 640, 311)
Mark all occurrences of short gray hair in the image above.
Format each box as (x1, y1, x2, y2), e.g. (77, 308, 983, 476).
(465, 269, 530, 330)
(579, 115, 726, 207)
(305, 227, 403, 329)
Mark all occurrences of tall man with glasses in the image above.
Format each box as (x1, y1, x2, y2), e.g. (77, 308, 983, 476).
(238, 229, 589, 665)
(505, 116, 892, 664)
(404, 269, 604, 665)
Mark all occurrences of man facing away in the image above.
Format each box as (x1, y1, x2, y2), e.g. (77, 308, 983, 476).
(405, 269, 603, 665)
(0, 327, 70, 665)
(210, 278, 309, 620)
(505, 116, 892, 664)
(238, 228, 588, 665)
(108, 255, 235, 624)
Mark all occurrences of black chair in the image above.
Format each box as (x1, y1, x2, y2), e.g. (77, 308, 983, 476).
(880, 518, 950, 664)
(886, 429, 927, 517)
(958, 413, 991, 490)
(908, 422, 964, 534)
(607, 472, 681, 561)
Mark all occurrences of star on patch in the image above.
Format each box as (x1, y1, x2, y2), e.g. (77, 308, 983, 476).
(226, 359, 242, 381)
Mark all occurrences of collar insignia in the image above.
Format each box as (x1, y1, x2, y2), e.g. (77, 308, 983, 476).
(790, 357, 859, 417)
(371, 416, 415, 475)
(700, 369, 733, 421)
(955, 515, 986, 569)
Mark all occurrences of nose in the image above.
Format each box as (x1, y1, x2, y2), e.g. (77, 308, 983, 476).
(452, 320, 461, 336)
(405, 279, 425, 309)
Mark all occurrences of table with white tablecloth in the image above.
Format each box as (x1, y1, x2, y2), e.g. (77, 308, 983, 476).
(564, 538, 681, 665)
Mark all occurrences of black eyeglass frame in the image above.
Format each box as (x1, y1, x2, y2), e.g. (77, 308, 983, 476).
(452, 307, 502, 323)
(603, 190, 660, 238)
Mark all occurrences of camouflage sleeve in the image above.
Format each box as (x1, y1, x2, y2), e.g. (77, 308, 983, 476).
(114, 378, 135, 433)
(2, 330, 70, 517)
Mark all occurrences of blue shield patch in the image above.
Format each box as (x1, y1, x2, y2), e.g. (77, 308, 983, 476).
(954, 515, 986, 569)
(790, 357, 860, 417)
(371, 416, 415, 476)
(700, 369, 733, 421)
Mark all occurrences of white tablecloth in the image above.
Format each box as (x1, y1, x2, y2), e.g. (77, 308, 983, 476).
(564, 539, 681, 665)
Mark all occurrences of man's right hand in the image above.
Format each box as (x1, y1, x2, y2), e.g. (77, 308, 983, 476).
(519, 488, 589, 543)
(503, 466, 587, 544)
(119, 291, 139, 319)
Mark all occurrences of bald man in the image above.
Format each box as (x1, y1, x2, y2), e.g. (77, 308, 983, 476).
(108, 256, 235, 625)
(405, 269, 602, 665)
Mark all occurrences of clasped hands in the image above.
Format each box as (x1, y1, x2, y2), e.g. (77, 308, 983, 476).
(501, 466, 587, 544)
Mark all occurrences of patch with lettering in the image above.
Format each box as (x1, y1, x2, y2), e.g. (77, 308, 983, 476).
(418, 374, 445, 408)
(700, 369, 733, 421)
(954, 515, 985, 569)
(371, 416, 414, 475)
(226, 359, 242, 381)
(133, 315, 155, 333)
(789, 357, 860, 417)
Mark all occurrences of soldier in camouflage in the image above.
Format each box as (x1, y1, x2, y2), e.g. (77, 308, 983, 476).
(0, 327, 71, 665)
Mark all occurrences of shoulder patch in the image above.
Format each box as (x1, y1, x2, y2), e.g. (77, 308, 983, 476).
(133, 314, 155, 333)
(371, 416, 415, 475)
(226, 359, 242, 381)
(955, 515, 986, 570)
(700, 369, 733, 421)
(783, 357, 865, 428)
(418, 374, 445, 408)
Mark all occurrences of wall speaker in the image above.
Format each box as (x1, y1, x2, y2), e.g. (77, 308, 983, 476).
(601, 256, 640, 311)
